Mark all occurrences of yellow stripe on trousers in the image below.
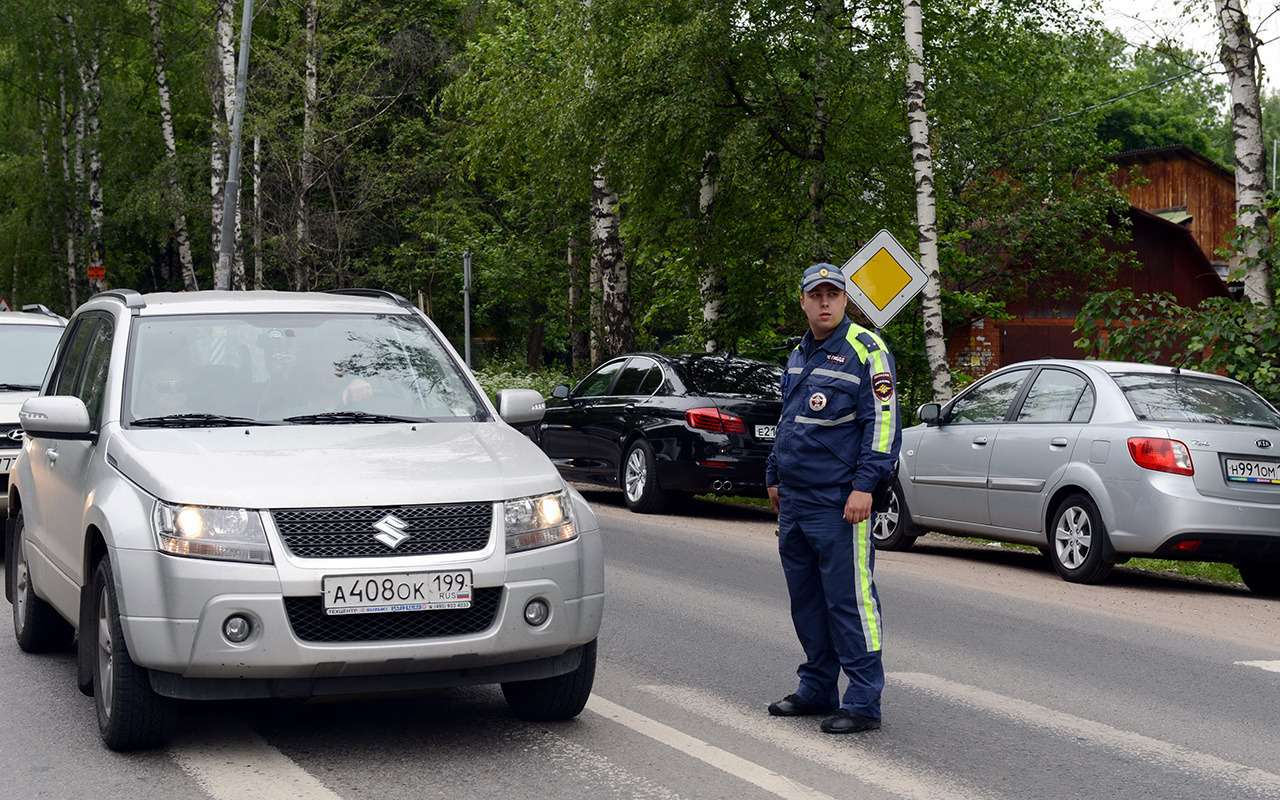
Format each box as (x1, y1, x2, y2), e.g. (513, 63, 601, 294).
(854, 519, 881, 652)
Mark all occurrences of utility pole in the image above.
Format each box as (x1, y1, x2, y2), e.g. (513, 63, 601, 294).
(462, 250, 473, 367)
(216, 0, 254, 290)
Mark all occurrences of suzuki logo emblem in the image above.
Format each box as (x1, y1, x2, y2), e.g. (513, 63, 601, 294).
(1259, 439, 1273, 449)
(372, 514, 411, 549)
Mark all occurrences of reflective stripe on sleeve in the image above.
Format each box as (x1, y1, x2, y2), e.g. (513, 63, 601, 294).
(869, 350, 895, 453)
(854, 518, 882, 652)
(794, 413, 857, 426)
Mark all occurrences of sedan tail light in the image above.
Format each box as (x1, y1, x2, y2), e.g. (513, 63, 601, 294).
(1127, 437, 1195, 476)
(685, 407, 747, 435)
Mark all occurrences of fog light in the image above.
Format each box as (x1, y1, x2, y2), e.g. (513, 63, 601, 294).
(223, 615, 252, 643)
(523, 598, 550, 627)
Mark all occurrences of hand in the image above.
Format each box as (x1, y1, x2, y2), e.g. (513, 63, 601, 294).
(767, 485, 780, 514)
(843, 490, 873, 524)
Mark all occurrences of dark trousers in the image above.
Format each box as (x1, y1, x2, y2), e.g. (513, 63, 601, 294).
(778, 491, 884, 718)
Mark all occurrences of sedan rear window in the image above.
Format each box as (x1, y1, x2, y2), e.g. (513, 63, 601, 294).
(1112, 373, 1280, 429)
(673, 358, 782, 398)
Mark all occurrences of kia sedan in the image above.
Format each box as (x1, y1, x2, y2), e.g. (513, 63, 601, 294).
(873, 360, 1280, 596)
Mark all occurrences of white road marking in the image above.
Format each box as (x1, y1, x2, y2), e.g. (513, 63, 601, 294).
(892, 671, 1280, 797)
(506, 725, 687, 800)
(170, 728, 344, 800)
(1236, 660, 1280, 673)
(586, 694, 836, 800)
(637, 684, 997, 800)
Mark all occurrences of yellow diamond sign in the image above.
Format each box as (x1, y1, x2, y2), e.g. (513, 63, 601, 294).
(839, 230, 928, 328)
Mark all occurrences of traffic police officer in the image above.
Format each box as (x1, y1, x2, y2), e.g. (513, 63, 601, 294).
(765, 262, 902, 734)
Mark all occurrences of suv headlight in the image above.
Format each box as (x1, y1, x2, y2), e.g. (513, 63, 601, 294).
(152, 501, 273, 564)
(505, 490, 576, 553)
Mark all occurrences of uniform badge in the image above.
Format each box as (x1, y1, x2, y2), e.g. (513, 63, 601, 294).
(826, 354, 846, 365)
(808, 392, 828, 412)
(818, 268, 829, 278)
(872, 372, 894, 402)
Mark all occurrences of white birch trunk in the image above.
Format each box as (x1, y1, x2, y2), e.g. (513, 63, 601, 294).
(1215, 0, 1272, 307)
(697, 150, 722, 353)
(904, 0, 953, 401)
(148, 0, 199, 291)
(83, 41, 105, 293)
(296, 0, 318, 291)
(590, 165, 632, 357)
(58, 63, 77, 309)
(253, 134, 263, 290)
(211, 0, 233, 263)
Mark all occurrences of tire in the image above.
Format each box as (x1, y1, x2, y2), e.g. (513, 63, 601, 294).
(8, 511, 74, 653)
(1237, 562, 1280, 597)
(1047, 493, 1113, 584)
(91, 555, 174, 751)
(621, 440, 669, 514)
(502, 639, 597, 722)
(871, 481, 918, 552)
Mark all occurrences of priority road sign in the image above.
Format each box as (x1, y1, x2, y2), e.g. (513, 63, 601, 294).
(839, 230, 927, 329)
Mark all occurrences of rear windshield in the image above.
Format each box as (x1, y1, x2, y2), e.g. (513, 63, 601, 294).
(673, 358, 783, 399)
(1112, 373, 1280, 429)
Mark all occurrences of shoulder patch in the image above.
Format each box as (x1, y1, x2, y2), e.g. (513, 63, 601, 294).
(872, 372, 894, 402)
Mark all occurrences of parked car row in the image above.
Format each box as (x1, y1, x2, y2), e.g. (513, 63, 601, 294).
(532, 351, 1280, 598)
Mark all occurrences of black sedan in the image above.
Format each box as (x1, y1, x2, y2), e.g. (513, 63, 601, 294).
(535, 353, 783, 512)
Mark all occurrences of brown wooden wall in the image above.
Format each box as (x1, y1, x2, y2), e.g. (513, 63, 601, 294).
(1111, 154, 1236, 266)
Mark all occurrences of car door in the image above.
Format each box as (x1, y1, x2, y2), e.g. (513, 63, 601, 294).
(41, 313, 114, 582)
(577, 357, 657, 480)
(910, 368, 1032, 527)
(24, 315, 105, 577)
(540, 358, 625, 478)
(987, 367, 1095, 536)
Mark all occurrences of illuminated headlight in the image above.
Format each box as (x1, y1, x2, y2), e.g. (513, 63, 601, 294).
(152, 501, 273, 564)
(504, 490, 576, 553)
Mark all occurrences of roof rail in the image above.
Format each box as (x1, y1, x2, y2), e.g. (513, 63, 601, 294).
(324, 288, 414, 308)
(90, 289, 146, 310)
(21, 303, 63, 319)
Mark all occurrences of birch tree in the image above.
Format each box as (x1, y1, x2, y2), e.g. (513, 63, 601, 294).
(590, 166, 632, 356)
(1215, 0, 1272, 307)
(697, 150, 722, 353)
(903, 0, 952, 401)
(211, 0, 234, 264)
(296, 0, 318, 291)
(147, 0, 198, 291)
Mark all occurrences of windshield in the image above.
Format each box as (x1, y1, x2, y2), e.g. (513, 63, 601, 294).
(125, 313, 485, 425)
(673, 357, 783, 399)
(1112, 373, 1280, 429)
(0, 324, 64, 389)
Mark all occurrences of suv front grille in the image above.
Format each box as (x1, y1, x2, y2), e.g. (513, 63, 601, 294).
(283, 587, 503, 642)
(271, 503, 492, 558)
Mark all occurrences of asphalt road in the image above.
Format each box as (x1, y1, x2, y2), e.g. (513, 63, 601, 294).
(2, 489, 1278, 800)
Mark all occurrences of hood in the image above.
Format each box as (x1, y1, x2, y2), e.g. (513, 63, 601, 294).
(1, 390, 37, 425)
(106, 422, 563, 509)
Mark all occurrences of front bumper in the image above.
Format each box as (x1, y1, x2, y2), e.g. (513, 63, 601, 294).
(113, 527, 604, 684)
(1109, 472, 1280, 557)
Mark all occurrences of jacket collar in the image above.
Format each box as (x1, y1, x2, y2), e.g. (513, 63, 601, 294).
(802, 317, 851, 357)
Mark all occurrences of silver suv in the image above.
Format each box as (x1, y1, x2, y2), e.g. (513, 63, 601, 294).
(1, 307, 67, 518)
(5, 289, 604, 751)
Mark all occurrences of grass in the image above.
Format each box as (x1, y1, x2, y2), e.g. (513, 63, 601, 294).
(695, 493, 772, 510)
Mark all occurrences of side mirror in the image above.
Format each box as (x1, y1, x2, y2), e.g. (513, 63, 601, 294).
(551, 384, 571, 400)
(497, 389, 546, 426)
(918, 402, 942, 426)
(19, 396, 94, 441)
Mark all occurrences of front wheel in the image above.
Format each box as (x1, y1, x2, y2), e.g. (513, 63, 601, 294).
(1237, 562, 1280, 597)
(1047, 493, 1113, 584)
(871, 482, 918, 552)
(92, 555, 174, 751)
(621, 440, 669, 514)
(502, 639, 597, 721)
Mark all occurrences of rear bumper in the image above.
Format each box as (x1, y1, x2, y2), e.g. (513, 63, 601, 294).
(1109, 472, 1280, 557)
(657, 457, 770, 496)
(1152, 533, 1280, 564)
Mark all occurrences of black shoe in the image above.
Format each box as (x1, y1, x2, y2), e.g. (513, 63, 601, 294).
(768, 694, 837, 717)
(820, 709, 881, 734)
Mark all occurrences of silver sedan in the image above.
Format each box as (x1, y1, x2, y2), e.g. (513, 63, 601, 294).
(873, 360, 1280, 596)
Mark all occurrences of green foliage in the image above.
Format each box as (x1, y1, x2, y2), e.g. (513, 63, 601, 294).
(1075, 289, 1280, 403)
(471, 357, 571, 401)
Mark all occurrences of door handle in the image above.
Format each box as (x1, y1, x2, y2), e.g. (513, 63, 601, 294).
(1050, 437, 1070, 448)
(972, 436, 989, 446)
(47, 448, 59, 465)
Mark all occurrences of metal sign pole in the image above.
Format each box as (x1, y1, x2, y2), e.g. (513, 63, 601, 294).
(462, 250, 472, 367)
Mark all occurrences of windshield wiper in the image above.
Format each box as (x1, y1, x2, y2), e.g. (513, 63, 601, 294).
(282, 411, 425, 424)
(0, 383, 41, 391)
(131, 413, 274, 428)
